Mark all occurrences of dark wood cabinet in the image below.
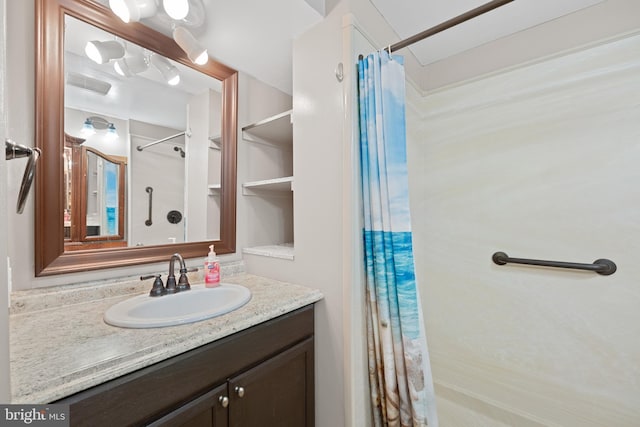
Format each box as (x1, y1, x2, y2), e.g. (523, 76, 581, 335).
(148, 384, 228, 427)
(228, 339, 313, 427)
(56, 305, 315, 427)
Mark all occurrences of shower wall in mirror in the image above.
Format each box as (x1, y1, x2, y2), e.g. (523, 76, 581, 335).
(63, 15, 222, 248)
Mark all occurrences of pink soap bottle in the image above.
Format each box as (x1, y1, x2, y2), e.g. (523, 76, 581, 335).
(204, 245, 220, 287)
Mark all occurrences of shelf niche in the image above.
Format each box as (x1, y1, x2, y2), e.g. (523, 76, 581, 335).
(241, 110, 294, 259)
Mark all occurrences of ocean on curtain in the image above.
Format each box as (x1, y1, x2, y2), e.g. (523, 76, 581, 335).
(357, 51, 438, 427)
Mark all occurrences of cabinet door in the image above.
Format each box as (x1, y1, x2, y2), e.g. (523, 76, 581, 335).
(229, 338, 314, 427)
(148, 383, 229, 427)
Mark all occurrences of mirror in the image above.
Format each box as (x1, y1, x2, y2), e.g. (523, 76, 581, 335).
(35, 0, 238, 276)
(63, 15, 223, 248)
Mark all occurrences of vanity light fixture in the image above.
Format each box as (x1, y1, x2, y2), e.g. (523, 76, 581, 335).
(81, 118, 96, 136)
(114, 54, 149, 77)
(163, 0, 190, 20)
(81, 116, 118, 139)
(151, 54, 181, 86)
(85, 40, 125, 64)
(106, 123, 119, 140)
(109, 0, 157, 23)
(173, 26, 208, 65)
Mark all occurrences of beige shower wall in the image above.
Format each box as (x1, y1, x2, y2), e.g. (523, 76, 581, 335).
(406, 32, 640, 426)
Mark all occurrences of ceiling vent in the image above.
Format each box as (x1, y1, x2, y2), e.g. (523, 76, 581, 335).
(66, 72, 112, 95)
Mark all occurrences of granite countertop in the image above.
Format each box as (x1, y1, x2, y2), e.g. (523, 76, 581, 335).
(9, 271, 322, 404)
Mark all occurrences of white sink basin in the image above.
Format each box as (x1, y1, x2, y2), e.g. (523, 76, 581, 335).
(104, 284, 251, 328)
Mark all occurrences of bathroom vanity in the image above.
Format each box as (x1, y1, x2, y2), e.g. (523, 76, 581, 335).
(59, 306, 314, 426)
(9, 272, 322, 426)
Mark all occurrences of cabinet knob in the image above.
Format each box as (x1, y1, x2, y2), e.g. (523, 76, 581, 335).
(218, 396, 229, 408)
(234, 386, 245, 398)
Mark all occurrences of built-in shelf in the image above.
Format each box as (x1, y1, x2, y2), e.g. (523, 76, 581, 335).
(243, 243, 294, 260)
(242, 109, 294, 261)
(242, 110, 292, 147)
(207, 184, 221, 196)
(242, 176, 293, 195)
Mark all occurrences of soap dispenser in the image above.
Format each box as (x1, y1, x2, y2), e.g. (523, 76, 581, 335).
(204, 244, 220, 287)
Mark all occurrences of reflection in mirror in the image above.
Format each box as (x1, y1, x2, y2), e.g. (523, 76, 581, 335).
(64, 134, 127, 250)
(86, 150, 121, 236)
(35, 0, 238, 276)
(64, 15, 222, 248)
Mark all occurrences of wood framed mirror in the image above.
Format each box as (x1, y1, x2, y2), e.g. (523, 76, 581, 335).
(35, 0, 237, 276)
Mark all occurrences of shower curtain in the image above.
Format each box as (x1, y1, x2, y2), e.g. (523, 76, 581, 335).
(357, 51, 438, 427)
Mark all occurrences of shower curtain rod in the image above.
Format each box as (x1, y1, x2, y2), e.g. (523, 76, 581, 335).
(136, 131, 188, 152)
(380, 0, 515, 54)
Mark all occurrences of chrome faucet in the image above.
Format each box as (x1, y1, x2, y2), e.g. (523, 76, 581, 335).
(165, 253, 191, 294)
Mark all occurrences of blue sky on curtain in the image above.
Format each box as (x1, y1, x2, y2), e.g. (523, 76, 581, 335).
(357, 51, 438, 427)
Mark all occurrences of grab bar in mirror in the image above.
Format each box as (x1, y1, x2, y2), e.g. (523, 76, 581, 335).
(136, 130, 190, 152)
(5, 139, 42, 214)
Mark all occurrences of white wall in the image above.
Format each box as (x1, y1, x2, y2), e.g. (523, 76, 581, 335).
(407, 32, 640, 426)
(185, 91, 211, 242)
(0, 0, 11, 404)
(129, 120, 185, 246)
(289, 4, 350, 426)
(207, 90, 222, 240)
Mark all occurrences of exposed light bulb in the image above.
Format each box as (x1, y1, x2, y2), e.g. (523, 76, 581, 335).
(163, 0, 190, 20)
(151, 54, 181, 86)
(194, 50, 208, 65)
(85, 42, 102, 63)
(85, 40, 125, 64)
(173, 26, 208, 65)
(106, 123, 119, 140)
(109, 0, 131, 23)
(81, 119, 95, 136)
(109, 0, 157, 23)
(114, 54, 149, 77)
(114, 61, 126, 76)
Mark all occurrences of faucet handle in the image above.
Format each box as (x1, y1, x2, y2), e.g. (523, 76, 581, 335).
(141, 274, 166, 297)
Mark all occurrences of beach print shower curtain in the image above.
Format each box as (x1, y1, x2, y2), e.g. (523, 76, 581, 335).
(357, 51, 438, 427)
